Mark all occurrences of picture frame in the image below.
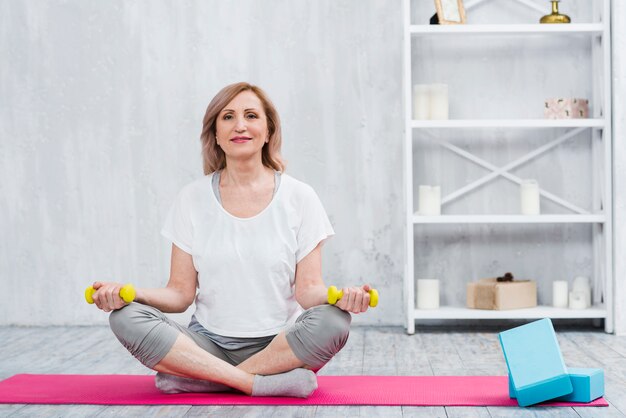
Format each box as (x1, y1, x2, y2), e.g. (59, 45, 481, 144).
(434, 0, 466, 25)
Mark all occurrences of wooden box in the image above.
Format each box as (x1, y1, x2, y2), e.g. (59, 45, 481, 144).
(467, 278, 537, 310)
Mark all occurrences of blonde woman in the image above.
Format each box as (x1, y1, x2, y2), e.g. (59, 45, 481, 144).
(91, 82, 373, 398)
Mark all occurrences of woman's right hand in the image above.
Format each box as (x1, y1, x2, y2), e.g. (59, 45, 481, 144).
(90, 281, 131, 312)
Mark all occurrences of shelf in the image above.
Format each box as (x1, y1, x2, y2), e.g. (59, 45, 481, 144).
(412, 215, 606, 224)
(409, 24, 604, 36)
(411, 119, 605, 129)
(402, 0, 613, 334)
(413, 305, 607, 320)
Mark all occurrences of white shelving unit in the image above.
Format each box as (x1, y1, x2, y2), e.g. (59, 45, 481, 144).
(409, 23, 604, 35)
(411, 119, 605, 128)
(413, 215, 606, 224)
(409, 306, 607, 320)
(402, 0, 613, 334)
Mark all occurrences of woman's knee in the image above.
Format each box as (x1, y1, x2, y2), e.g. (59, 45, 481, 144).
(108, 303, 178, 368)
(108, 303, 149, 342)
(286, 305, 351, 369)
(315, 305, 351, 346)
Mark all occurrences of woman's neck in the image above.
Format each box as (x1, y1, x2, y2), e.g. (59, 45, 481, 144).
(221, 159, 272, 188)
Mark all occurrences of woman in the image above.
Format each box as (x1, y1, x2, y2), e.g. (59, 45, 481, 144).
(90, 82, 373, 398)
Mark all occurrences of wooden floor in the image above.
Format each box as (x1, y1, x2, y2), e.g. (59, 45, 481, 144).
(1, 325, 625, 417)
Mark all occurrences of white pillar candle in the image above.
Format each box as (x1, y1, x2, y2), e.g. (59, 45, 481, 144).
(569, 290, 589, 309)
(572, 276, 591, 307)
(572, 276, 590, 292)
(552, 281, 569, 308)
(520, 179, 540, 215)
(429, 84, 449, 120)
(417, 279, 440, 309)
(418, 185, 441, 216)
(412, 84, 430, 120)
(429, 186, 441, 215)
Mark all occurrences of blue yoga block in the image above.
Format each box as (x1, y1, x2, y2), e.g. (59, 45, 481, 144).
(499, 318, 573, 407)
(509, 368, 604, 403)
(557, 368, 604, 402)
(508, 373, 517, 398)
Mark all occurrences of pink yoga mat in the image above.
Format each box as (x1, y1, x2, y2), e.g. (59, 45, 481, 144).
(0, 374, 608, 407)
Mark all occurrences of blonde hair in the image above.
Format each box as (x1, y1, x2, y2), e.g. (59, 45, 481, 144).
(200, 82, 285, 174)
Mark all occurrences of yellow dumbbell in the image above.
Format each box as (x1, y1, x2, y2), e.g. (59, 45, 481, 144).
(327, 285, 379, 308)
(85, 283, 136, 304)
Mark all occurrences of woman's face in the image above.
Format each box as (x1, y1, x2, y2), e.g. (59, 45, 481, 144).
(215, 91, 269, 163)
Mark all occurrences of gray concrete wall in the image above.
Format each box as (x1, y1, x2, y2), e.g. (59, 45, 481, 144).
(0, 0, 623, 331)
(0, 0, 403, 326)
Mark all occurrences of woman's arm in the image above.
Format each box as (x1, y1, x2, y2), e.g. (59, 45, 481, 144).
(294, 243, 328, 309)
(294, 242, 371, 313)
(91, 244, 197, 313)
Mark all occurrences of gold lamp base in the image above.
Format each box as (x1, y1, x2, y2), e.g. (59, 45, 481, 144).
(540, 1, 571, 24)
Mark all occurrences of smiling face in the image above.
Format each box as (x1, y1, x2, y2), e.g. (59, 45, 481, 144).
(215, 90, 269, 164)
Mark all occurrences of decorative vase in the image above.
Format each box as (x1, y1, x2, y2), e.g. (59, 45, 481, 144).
(540, 1, 571, 24)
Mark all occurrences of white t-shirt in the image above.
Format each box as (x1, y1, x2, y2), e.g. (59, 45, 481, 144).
(161, 172, 335, 338)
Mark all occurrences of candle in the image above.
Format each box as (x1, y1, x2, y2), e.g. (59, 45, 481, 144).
(413, 84, 430, 120)
(520, 179, 540, 215)
(418, 185, 441, 216)
(572, 276, 590, 292)
(552, 281, 568, 308)
(572, 276, 591, 307)
(417, 279, 440, 309)
(429, 84, 449, 120)
(569, 291, 588, 309)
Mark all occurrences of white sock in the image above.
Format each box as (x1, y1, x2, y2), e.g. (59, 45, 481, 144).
(251, 368, 318, 398)
(155, 372, 232, 394)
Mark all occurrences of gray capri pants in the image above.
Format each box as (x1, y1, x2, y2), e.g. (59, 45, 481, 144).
(109, 303, 351, 371)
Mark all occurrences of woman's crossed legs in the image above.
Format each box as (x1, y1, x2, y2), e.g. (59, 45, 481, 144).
(108, 303, 351, 397)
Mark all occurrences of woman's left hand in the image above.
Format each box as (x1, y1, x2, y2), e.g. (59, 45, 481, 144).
(335, 284, 372, 314)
